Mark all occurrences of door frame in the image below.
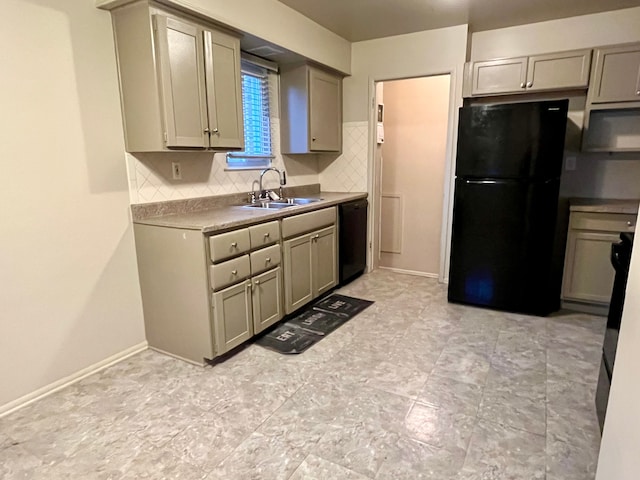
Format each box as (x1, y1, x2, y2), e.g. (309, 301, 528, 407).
(366, 70, 460, 283)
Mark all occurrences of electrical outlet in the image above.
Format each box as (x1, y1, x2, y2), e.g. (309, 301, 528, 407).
(565, 156, 576, 171)
(171, 162, 182, 180)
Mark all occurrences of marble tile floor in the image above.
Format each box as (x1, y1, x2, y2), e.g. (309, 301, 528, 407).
(0, 270, 605, 480)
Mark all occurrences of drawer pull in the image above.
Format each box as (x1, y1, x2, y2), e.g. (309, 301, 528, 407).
(628, 221, 634, 227)
(264, 232, 270, 238)
(265, 257, 271, 263)
(231, 270, 238, 275)
(231, 242, 238, 248)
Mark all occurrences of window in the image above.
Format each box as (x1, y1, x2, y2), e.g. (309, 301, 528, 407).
(227, 61, 272, 169)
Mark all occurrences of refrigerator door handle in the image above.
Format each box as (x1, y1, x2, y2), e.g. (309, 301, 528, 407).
(464, 180, 499, 185)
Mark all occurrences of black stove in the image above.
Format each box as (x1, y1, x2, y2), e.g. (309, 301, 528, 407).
(596, 232, 634, 432)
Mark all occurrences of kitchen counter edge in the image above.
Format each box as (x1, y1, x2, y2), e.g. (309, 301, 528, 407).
(569, 198, 640, 215)
(132, 192, 368, 234)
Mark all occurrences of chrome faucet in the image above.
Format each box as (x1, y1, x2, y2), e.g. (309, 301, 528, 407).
(258, 167, 287, 199)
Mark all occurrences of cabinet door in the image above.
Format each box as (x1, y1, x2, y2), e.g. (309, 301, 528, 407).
(526, 49, 591, 92)
(471, 57, 527, 96)
(283, 234, 313, 314)
(308, 67, 342, 151)
(212, 281, 253, 355)
(590, 44, 640, 103)
(313, 226, 337, 297)
(204, 29, 244, 149)
(154, 15, 209, 148)
(252, 267, 283, 334)
(562, 231, 618, 304)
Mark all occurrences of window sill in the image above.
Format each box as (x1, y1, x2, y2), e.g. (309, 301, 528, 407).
(224, 166, 270, 172)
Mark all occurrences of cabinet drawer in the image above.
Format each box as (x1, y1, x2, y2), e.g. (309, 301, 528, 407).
(210, 255, 250, 291)
(570, 212, 636, 232)
(209, 228, 250, 262)
(249, 221, 280, 249)
(282, 207, 336, 239)
(250, 244, 281, 275)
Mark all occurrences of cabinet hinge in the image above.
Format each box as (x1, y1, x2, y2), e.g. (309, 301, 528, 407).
(163, 131, 168, 143)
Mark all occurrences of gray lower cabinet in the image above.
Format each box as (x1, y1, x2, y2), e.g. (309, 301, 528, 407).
(283, 233, 314, 313)
(134, 218, 284, 364)
(563, 231, 620, 304)
(562, 211, 636, 310)
(314, 226, 338, 297)
(283, 225, 337, 314)
(212, 280, 253, 354)
(252, 267, 283, 334)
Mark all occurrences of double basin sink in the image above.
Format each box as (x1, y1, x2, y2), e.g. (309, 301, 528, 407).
(244, 197, 323, 210)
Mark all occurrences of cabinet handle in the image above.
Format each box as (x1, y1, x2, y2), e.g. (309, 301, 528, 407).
(231, 242, 238, 248)
(246, 282, 252, 290)
(312, 234, 320, 241)
(204, 128, 210, 134)
(231, 270, 238, 275)
(213, 128, 219, 134)
(265, 257, 271, 263)
(264, 232, 270, 238)
(637, 91, 640, 95)
(628, 221, 634, 227)
(520, 82, 525, 89)
(255, 280, 260, 285)
(312, 137, 316, 142)
(526, 82, 533, 88)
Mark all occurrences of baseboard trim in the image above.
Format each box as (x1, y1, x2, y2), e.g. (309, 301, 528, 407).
(378, 266, 439, 279)
(561, 299, 609, 316)
(0, 341, 148, 418)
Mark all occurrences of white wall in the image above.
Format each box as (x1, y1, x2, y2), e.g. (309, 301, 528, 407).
(0, 0, 145, 410)
(596, 211, 640, 479)
(470, 7, 640, 60)
(341, 25, 468, 280)
(97, 0, 351, 74)
(344, 25, 468, 122)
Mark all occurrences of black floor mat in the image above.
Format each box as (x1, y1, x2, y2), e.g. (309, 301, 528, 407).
(256, 294, 374, 354)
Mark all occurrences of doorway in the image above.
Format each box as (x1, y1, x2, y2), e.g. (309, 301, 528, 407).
(373, 75, 451, 278)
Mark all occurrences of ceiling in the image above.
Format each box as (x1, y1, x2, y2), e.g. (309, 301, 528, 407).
(277, 0, 640, 42)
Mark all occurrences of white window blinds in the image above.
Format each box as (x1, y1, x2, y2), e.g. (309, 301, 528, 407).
(227, 61, 272, 169)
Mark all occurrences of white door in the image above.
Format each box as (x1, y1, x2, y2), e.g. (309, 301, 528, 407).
(378, 75, 451, 277)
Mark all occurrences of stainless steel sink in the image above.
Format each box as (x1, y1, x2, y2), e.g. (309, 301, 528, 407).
(274, 197, 323, 205)
(244, 202, 293, 209)
(243, 197, 323, 209)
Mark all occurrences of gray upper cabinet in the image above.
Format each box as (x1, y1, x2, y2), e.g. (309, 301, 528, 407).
(589, 43, 640, 104)
(467, 49, 592, 97)
(110, 2, 243, 152)
(155, 16, 209, 148)
(205, 28, 244, 149)
(280, 64, 342, 154)
(471, 57, 528, 96)
(526, 50, 591, 92)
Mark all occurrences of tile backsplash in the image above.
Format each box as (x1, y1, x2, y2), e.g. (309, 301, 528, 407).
(126, 119, 320, 204)
(126, 120, 371, 204)
(319, 121, 369, 193)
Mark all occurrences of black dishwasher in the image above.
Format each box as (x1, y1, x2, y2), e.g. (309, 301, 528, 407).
(339, 199, 368, 285)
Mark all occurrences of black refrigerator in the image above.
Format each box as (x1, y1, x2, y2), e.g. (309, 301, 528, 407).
(448, 99, 569, 316)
